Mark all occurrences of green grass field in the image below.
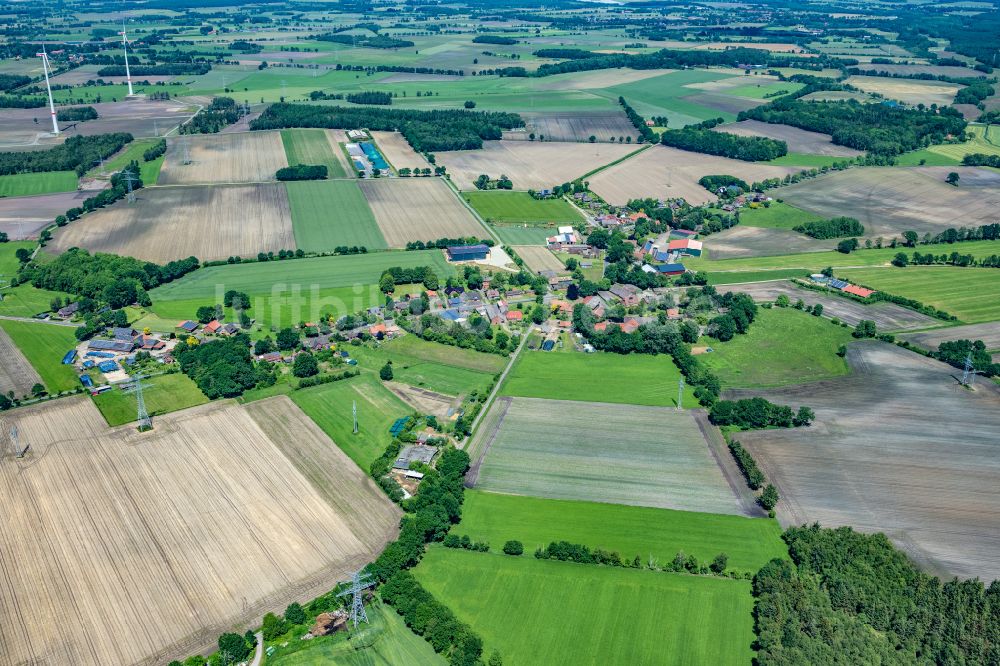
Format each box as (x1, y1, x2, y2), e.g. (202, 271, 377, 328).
(287, 180, 386, 252)
(707, 268, 811, 285)
(461, 491, 786, 573)
(0, 285, 68, 318)
(500, 351, 697, 406)
(0, 171, 77, 197)
(0, 320, 79, 393)
(838, 266, 1000, 324)
(766, 153, 851, 168)
(91, 372, 208, 426)
(687, 240, 1000, 274)
(268, 602, 443, 666)
(290, 373, 411, 469)
(722, 82, 804, 100)
(148, 251, 454, 328)
(347, 335, 504, 396)
(281, 128, 350, 178)
(0, 243, 34, 287)
(95, 138, 166, 185)
(490, 224, 553, 246)
(702, 307, 853, 388)
(596, 69, 739, 127)
(415, 547, 755, 666)
(736, 201, 821, 229)
(462, 191, 582, 225)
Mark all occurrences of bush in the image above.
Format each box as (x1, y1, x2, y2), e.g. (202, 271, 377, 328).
(292, 352, 319, 377)
(284, 601, 306, 625)
(503, 540, 524, 556)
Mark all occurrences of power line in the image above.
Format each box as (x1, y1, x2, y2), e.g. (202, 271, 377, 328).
(123, 374, 151, 429)
(336, 570, 374, 629)
(677, 377, 684, 411)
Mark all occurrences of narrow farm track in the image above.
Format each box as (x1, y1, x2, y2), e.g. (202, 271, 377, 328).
(693, 410, 766, 517)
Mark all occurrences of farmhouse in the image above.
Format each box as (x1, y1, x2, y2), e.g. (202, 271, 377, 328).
(446, 244, 491, 262)
(546, 226, 579, 248)
(57, 302, 79, 318)
(393, 444, 438, 470)
(668, 238, 703, 256)
(609, 284, 641, 306)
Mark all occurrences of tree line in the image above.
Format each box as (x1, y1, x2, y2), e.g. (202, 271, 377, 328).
(618, 96, 657, 143)
(346, 91, 392, 105)
(56, 106, 98, 122)
(276, 164, 327, 181)
(97, 63, 211, 76)
(473, 35, 518, 45)
(740, 98, 967, 155)
(793, 217, 865, 239)
(0, 133, 132, 176)
(250, 103, 524, 152)
(661, 118, 787, 161)
(314, 32, 414, 49)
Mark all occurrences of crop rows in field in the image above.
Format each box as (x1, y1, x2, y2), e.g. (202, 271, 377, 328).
(281, 128, 350, 178)
(0, 325, 42, 398)
(471, 397, 742, 515)
(158, 130, 288, 185)
(287, 180, 386, 252)
(0, 396, 400, 666)
(359, 178, 486, 247)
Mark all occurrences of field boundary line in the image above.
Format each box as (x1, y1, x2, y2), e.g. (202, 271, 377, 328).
(692, 409, 766, 518)
(577, 143, 650, 181)
(463, 328, 531, 446)
(464, 396, 512, 488)
(443, 176, 501, 243)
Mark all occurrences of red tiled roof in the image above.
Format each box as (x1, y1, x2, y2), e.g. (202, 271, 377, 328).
(843, 284, 875, 298)
(506, 310, 523, 320)
(204, 320, 221, 333)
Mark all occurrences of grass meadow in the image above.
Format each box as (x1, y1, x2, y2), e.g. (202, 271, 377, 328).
(149, 250, 454, 328)
(702, 307, 854, 388)
(0, 243, 35, 287)
(736, 201, 821, 229)
(838, 266, 1000, 324)
(500, 350, 697, 406)
(415, 547, 755, 666)
(0, 320, 79, 393)
(462, 191, 582, 225)
(0, 285, 69, 318)
(0, 171, 77, 197)
(91, 372, 209, 426)
(461, 490, 786, 573)
(281, 128, 349, 178)
(596, 69, 739, 126)
(90, 138, 166, 185)
(287, 180, 386, 252)
(347, 335, 503, 397)
(290, 373, 411, 469)
(267, 602, 442, 666)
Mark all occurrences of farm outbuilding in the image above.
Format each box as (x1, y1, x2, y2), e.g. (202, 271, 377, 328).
(842, 284, 875, 298)
(656, 263, 686, 276)
(446, 244, 490, 262)
(394, 444, 438, 470)
(668, 238, 703, 256)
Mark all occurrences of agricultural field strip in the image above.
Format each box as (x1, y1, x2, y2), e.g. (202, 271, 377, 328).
(472, 396, 745, 515)
(0, 325, 42, 397)
(712, 120, 861, 157)
(0, 396, 399, 666)
(49, 183, 295, 264)
(589, 144, 803, 206)
(730, 342, 1000, 581)
(157, 130, 288, 185)
(899, 322, 1000, 352)
(512, 245, 566, 274)
(359, 178, 487, 248)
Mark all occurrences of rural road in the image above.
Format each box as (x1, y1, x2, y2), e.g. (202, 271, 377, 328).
(249, 631, 263, 666)
(461, 325, 532, 448)
(0, 314, 76, 327)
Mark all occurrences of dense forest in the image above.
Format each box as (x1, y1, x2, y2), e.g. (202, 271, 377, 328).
(56, 106, 98, 122)
(250, 103, 524, 152)
(473, 35, 518, 45)
(754, 525, 1000, 665)
(740, 99, 967, 155)
(0, 73, 30, 91)
(96, 63, 211, 76)
(180, 96, 244, 134)
(346, 91, 392, 105)
(21, 248, 198, 307)
(533, 48, 594, 60)
(276, 164, 327, 180)
(314, 32, 414, 49)
(0, 133, 131, 176)
(661, 119, 787, 161)
(175, 334, 274, 399)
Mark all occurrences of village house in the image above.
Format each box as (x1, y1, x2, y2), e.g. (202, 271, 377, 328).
(609, 284, 641, 307)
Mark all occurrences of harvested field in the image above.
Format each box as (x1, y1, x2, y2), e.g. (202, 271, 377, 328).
(0, 99, 195, 149)
(49, 183, 294, 264)
(503, 110, 638, 143)
(0, 396, 400, 666)
(844, 75, 962, 107)
(730, 342, 1000, 580)
(438, 140, 638, 191)
(158, 131, 288, 185)
(370, 131, 429, 171)
(0, 326, 42, 398)
(899, 322, 1000, 352)
(779, 167, 1000, 237)
(470, 397, 743, 515)
(0, 189, 98, 240)
(589, 145, 802, 206)
(723, 280, 939, 331)
(512, 245, 565, 273)
(713, 120, 862, 157)
(705, 226, 834, 259)
(359, 178, 485, 248)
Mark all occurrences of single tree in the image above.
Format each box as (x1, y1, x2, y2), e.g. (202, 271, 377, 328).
(503, 540, 524, 556)
(710, 552, 729, 574)
(793, 405, 815, 427)
(275, 327, 300, 350)
(284, 601, 306, 625)
(379, 361, 394, 381)
(292, 352, 319, 378)
(946, 171, 960, 186)
(759, 484, 779, 510)
(812, 303, 823, 317)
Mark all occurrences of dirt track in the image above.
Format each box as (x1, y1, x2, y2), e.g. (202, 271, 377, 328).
(728, 342, 1000, 580)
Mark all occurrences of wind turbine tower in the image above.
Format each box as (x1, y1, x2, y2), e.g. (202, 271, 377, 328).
(120, 19, 135, 97)
(36, 46, 58, 136)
